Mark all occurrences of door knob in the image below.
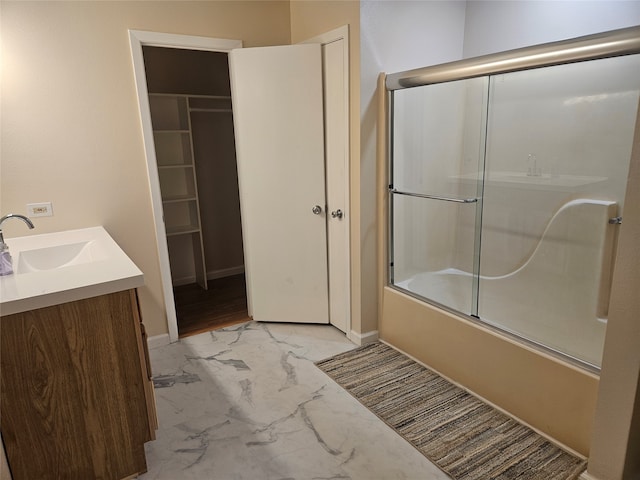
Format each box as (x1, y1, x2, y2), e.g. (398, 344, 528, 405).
(331, 209, 343, 219)
(312, 205, 323, 215)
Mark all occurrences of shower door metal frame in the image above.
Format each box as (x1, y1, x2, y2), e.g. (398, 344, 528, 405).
(386, 25, 640, 90)
(385, 25, 640, 371)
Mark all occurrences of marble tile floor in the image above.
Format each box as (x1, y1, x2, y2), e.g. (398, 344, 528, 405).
(140, 321, 451, 480)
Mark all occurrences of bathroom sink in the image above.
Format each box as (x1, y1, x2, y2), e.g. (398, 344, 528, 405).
(16, 241, 107, 273)
(0, 226, 143, 316)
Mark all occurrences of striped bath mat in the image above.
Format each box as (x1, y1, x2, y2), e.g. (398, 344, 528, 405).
(316, 342, 587, 480)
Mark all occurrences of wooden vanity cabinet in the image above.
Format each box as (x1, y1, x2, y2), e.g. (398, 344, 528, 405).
(0, 289, 157, 480)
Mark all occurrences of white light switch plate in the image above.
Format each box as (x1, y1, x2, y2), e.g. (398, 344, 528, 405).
(27, 202, 53, 217)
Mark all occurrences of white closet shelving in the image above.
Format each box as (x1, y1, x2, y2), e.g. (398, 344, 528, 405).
(149, 93, 233, 290)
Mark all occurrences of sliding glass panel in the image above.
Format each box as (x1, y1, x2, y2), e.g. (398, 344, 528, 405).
(391, 194, 478, 314)
(390, 77, 488, 315)
(480, 54, 640, 367)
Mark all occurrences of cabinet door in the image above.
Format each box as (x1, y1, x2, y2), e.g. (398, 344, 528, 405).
(229, 44, 329, 324)
(0, 291, 152, 479)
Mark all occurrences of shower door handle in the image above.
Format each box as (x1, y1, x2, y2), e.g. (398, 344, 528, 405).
(390, 189, 478, 204)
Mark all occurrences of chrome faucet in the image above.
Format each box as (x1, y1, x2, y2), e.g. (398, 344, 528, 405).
(526, 153, 542, 177)
(0, 214, 35, 252)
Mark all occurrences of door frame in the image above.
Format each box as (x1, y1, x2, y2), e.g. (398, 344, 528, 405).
(129, 30, 242, 343)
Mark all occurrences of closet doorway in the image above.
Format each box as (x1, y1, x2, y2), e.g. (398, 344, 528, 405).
(143, 46, 248, 338)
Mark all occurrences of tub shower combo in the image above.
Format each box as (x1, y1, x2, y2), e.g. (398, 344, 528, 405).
(386, 27, 640, 369)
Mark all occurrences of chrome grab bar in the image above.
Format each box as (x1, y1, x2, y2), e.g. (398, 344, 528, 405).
(390, 188, 478, 204)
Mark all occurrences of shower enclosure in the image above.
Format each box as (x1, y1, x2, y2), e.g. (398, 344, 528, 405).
(387, 27, 640, 369)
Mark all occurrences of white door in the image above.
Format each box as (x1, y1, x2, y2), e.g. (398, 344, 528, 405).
(320, 37, 349, 333)
(301, 26, 351, 334)
(229, 44, 329, 324)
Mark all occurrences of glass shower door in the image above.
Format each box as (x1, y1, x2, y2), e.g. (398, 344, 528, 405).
(390, 77, 488, 315)
(479, 54, 640, 367)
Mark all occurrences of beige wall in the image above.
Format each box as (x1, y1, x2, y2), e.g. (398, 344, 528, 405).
(289, 1, 364, 334)
(360, 1, 468, 339)
(1, 1, 291, 336)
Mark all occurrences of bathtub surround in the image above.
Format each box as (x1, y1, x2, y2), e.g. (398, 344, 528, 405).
(388, 49, 639, 369)
(140, 321, 450, 479)
(317, 342, 587, 480)
(393, 197, 618, 367)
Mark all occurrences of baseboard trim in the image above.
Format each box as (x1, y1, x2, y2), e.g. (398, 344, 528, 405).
(208, 265, 245, 280)
(350, 329, 379, 346)
(579, 472, 597, 480)
(173, 277, 193, 287)
(147, 333, 171, 349)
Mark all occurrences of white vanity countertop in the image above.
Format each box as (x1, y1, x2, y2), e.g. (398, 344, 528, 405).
(0, 226, 144, 316)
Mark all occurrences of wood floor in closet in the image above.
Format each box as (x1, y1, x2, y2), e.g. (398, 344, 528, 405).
(175, 274, 250, 338)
